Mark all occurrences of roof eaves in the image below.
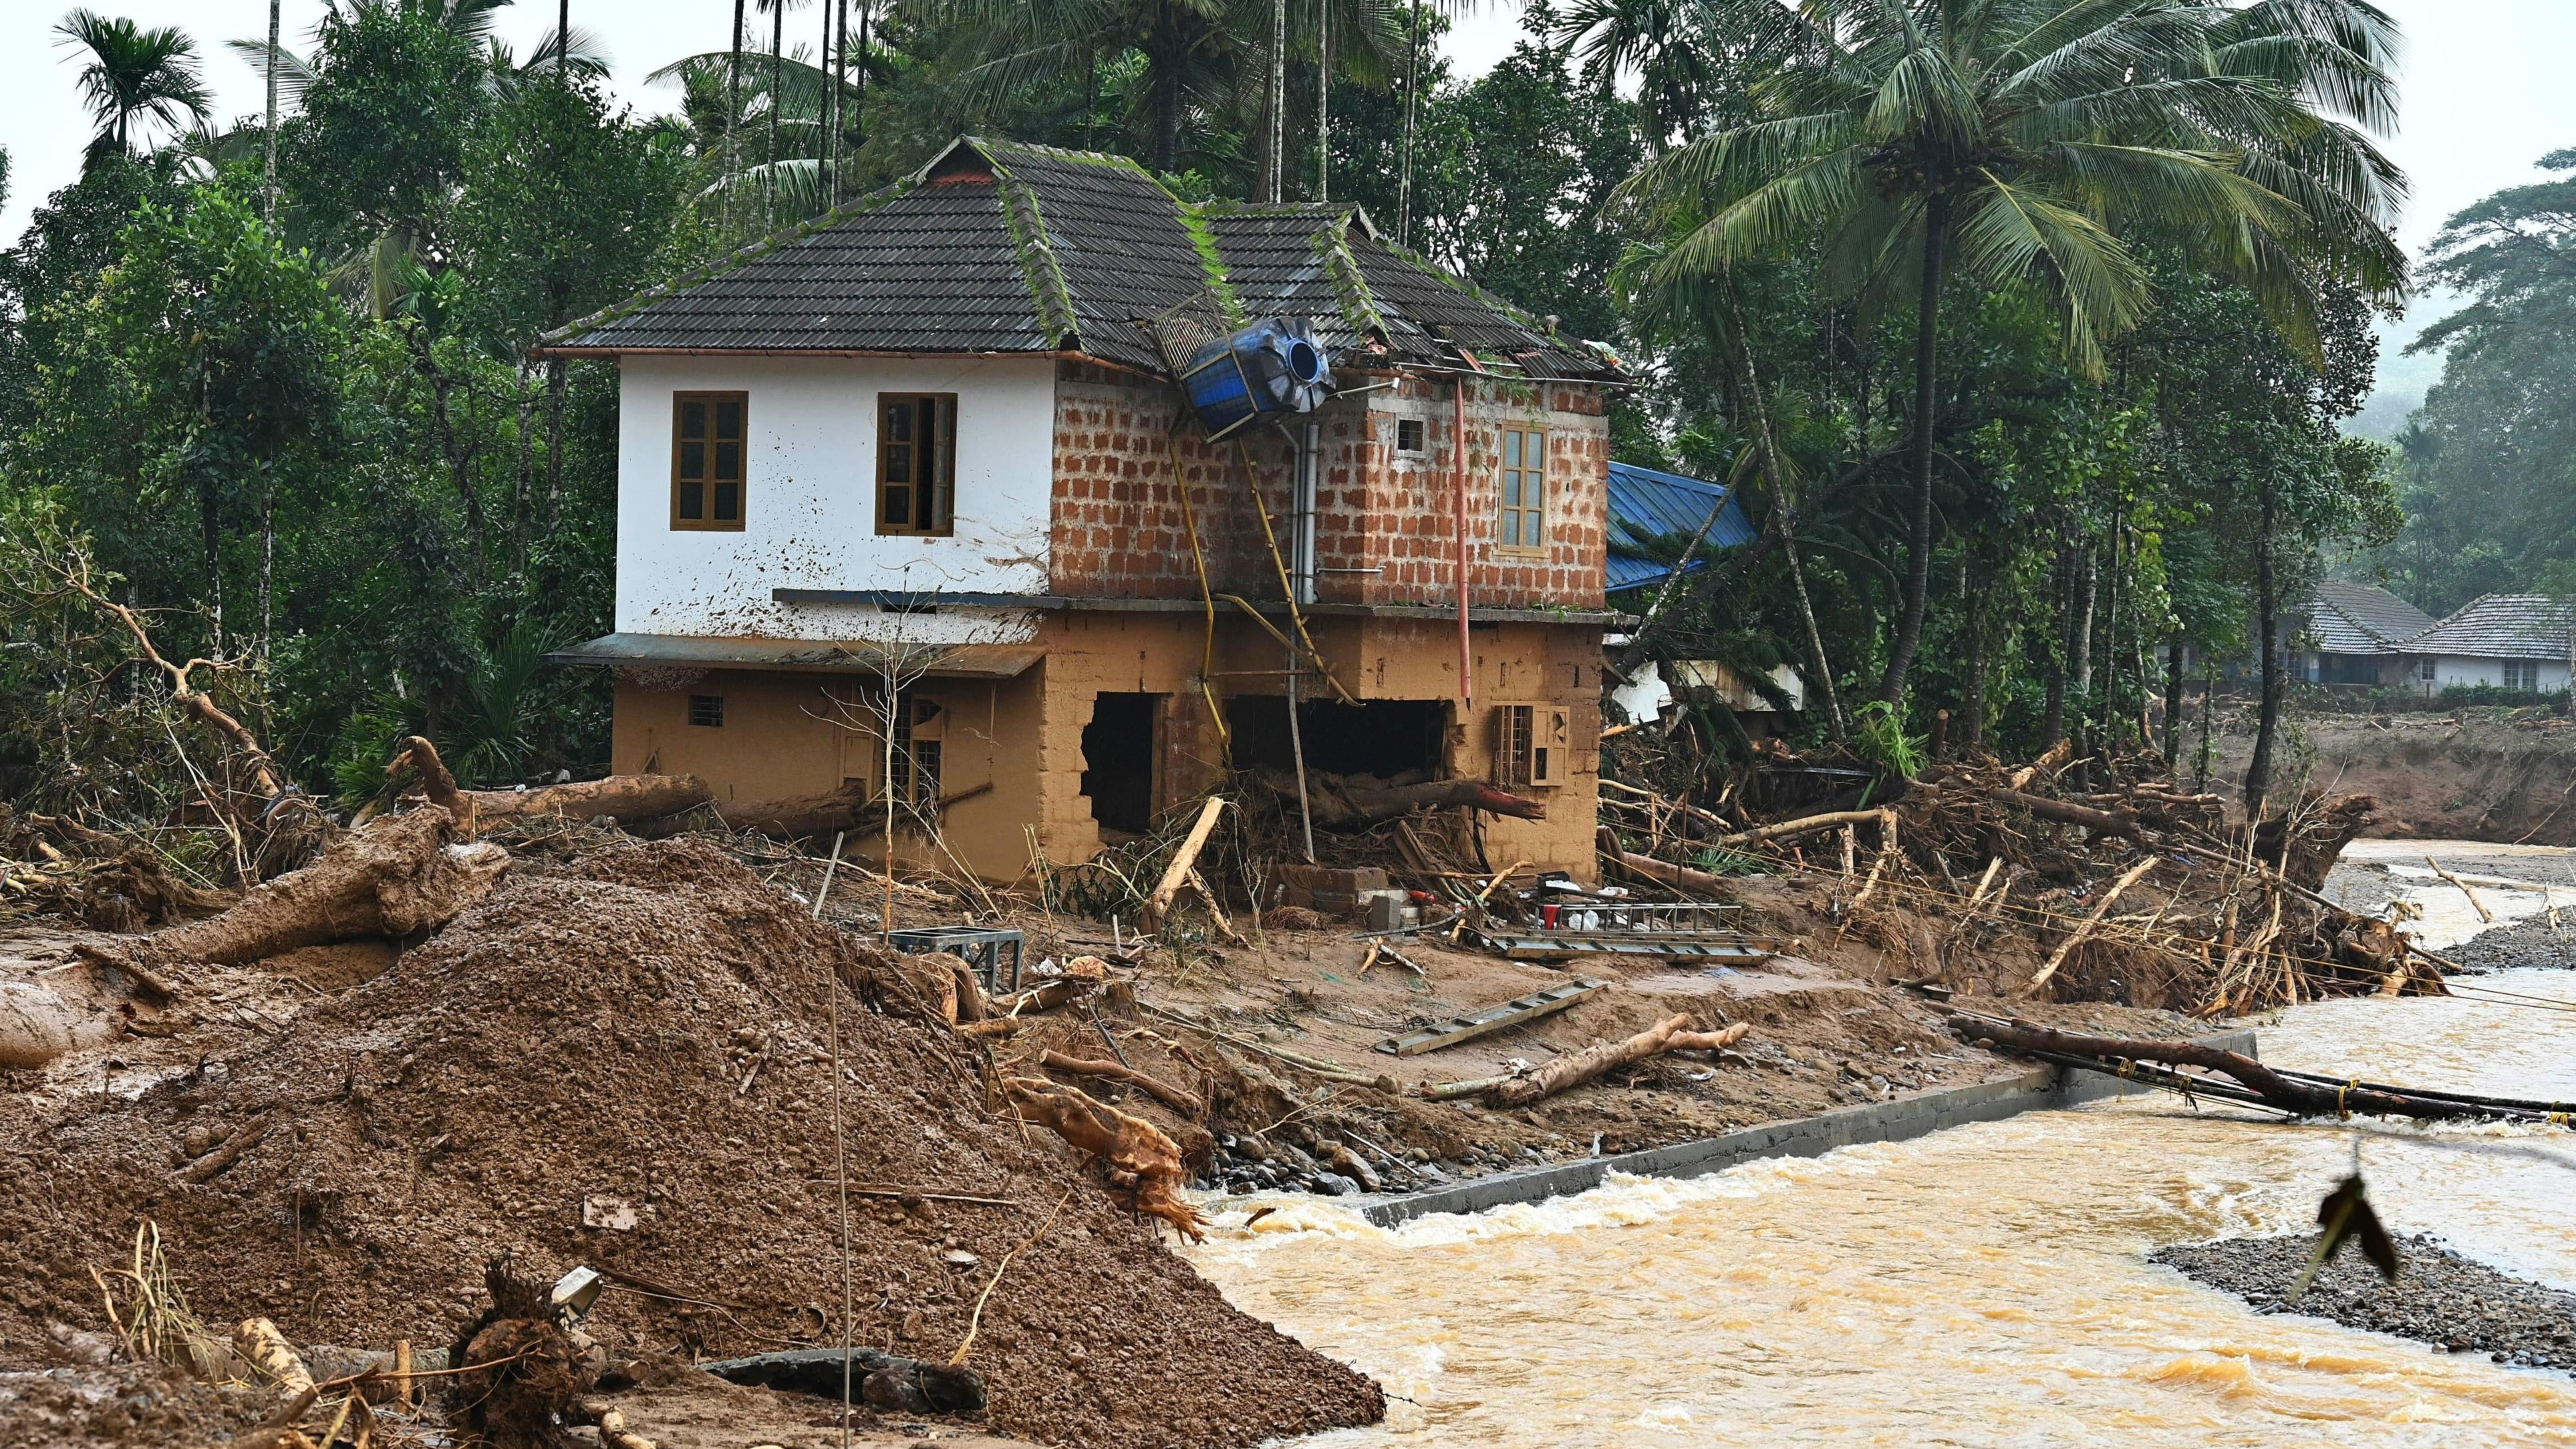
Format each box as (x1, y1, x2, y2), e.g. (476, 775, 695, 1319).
(1178, 203, 1247, 327)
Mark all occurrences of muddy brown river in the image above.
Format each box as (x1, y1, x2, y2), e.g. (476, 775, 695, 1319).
(1188, 880, 2576, 1445)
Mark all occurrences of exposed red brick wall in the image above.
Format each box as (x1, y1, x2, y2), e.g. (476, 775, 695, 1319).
(1048, 360, 1608, 610)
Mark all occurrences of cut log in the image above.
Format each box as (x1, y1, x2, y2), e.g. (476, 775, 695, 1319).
(1035, 1049, 1207, 1117)
(232, 1317, 315, 1394)
(1143, 797, 1228, 929)
(464, 773, 712, 824)
(2023, 855, 2162, 997)
(1003, 1077, 1206, 1240)
(390, 737, 468, 819)
(1606, 844, 1731, 895)
(76, 809, 507, 979)
(2007, 739, 2073, 791)
(1485, 1015, 1750, 1107)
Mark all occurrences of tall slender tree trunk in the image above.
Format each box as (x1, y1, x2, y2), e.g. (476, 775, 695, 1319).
(1961, 589, 1988, 753)
(2243, 479, 2283, 813)
(512, 366, 537, 577)
(1784, 532, 1845, 743)
(2071, 548, 2097, 789)
(768, 0, 784, 228)
(257, 471, 274, 663)
(728, 0, 745, 232)
(1267, 0, 1286, 201)
(200, 475, 223, 657)
(1877, 194, 1949, 706)
(2039, 552, 2069, 749)
(1399, 0, 1421, 245)
(1314, 0, 1329, 201)
(1153, 56, 1182, 171)
(263, 0, 279, 224)
(559, 0, 570, 67)
(2162, 637, 2185, 767)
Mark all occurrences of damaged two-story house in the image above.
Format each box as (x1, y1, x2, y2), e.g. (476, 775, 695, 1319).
(536, 137, 1626, 882)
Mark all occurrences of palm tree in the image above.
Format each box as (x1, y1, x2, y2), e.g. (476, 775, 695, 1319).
(56, 9, 214, 165)
(1619, 0, 2407, 710)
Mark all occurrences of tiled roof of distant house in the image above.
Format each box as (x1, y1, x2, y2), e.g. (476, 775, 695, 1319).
(2402, 593, 2576, 662)
(2307, 580, 2436, 654)
(543, 138, 1624, 384)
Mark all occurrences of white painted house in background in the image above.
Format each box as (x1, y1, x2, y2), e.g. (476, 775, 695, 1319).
(2400, 593, 2575, 694)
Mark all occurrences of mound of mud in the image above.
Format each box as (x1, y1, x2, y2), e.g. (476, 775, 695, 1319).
(0, 839, 1382, 1449)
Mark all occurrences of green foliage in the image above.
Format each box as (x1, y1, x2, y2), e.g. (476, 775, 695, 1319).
(1848, 700, 1924, 781)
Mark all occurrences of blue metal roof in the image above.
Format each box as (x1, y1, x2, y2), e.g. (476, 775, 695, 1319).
(1606, 461, 1759, 594)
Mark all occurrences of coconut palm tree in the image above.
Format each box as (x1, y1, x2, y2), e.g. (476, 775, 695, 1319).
(1618, 0, 2408, 709)
(55, 9, 214, 165)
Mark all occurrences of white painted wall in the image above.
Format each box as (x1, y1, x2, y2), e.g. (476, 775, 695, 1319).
(615, 354, 1057, 644)
(2428, 656, 2571, 692)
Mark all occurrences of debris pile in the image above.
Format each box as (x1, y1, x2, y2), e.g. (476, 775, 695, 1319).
(1599, 737, 2441, 1013)
(0, 837, 1384, 1449)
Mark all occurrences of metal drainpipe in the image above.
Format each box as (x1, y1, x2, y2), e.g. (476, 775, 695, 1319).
(1454, 375, 1473, 704)
(1294, 421, 1320, 606)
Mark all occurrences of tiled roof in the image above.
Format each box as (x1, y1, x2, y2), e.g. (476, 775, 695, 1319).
(2402, 593, 2576, 662)
(1605, 461, 1759, 593)
(2316, 580, 2435, 647)
(546, 139, 1625, 383)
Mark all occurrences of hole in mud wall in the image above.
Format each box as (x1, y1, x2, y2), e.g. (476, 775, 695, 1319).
(1081, 692, 1162, 835)
(1225, 697, 1449, 780)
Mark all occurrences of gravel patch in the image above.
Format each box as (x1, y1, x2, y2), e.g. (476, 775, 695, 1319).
(2155, 1234, 2576, 1370)
(2440, 915, 2576, 973)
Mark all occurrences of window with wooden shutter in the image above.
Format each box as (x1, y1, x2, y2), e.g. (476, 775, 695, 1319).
(878, 393, 958, 537)
(671, 392, 748, 530)
(1495, 426, 1546, 555)
(1490, 703, 1570, 789)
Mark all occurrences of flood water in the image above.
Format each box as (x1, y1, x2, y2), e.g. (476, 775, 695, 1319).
(1187, 860, 2576, 1446)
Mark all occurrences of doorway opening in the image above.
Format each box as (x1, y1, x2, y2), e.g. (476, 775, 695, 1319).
(1081, 692, 1162, 835)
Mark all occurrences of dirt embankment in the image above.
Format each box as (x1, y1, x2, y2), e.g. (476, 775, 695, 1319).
(0, 840, 1382, 1449)
(2204, 708, 2576, 844)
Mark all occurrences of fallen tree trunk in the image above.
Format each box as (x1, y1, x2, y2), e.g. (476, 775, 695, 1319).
(1606, 845, 1731, 895)
(1003, 1077, 1207, 1240)
(468, 773, 712, 823)
(1457, 1015, 1749, 1107)
(1263, 770, 1545, 828)
(1035, 1049, 1207, 1117)
(1711, 809, 1892, 852)
(1142, 797, 1226, 929)
(1951, 1015, 2483, 1121)
(710, 781, 994, 839)
(76, 807, 508, 979)
(2023, 854, 2162, 997)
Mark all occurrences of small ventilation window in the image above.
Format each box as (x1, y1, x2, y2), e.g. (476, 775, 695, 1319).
(687, 695, 726, 727)
(1395, 418, 1426, 454)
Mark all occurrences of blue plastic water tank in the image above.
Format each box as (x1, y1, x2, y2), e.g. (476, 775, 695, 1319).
(1180, 317, 1334, 440)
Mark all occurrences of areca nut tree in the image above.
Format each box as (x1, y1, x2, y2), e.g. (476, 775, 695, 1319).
(57, 9, 214, 165)
(1618, 0, 2409, 710)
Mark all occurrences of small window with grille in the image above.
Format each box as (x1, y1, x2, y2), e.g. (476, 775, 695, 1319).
(1490, 703, 1569, 789)
(671, 393, 747, 529)
(687, 695, 725, 727)
(885, 696, 944, 809)
(1396, 417, 1426, 454)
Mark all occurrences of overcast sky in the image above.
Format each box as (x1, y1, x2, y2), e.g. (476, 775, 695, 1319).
(2, 0, 2567, 408)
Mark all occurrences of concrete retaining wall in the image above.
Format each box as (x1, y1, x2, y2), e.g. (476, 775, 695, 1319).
(1358, 1031, 2259, 1226)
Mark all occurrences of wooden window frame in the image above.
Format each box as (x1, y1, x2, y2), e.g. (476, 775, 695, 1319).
(1395, 417, 1427, 454)
(877, 392, 958, 538)
(1495, 426, 1548, 557)
(670, 391, 749, 531)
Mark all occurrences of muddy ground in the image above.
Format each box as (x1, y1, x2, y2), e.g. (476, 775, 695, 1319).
(2202, 704, 2576, 845)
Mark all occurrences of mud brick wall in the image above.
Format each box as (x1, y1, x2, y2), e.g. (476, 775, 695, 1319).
(1049, 363, 1609, 611)
(1346, 376, 1609, 612)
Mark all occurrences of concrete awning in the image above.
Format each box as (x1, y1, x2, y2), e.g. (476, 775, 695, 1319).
(548, 632, 1044, 679)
